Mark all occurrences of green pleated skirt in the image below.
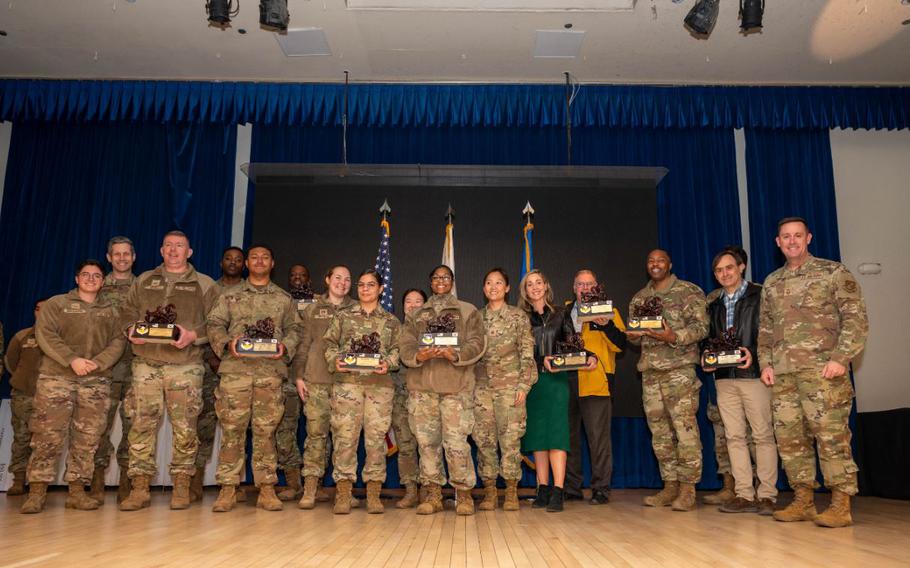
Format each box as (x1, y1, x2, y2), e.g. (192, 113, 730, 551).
(521, 370, 570, 452)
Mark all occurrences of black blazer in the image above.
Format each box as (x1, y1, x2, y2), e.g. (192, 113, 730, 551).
(705, 282, 762, 379)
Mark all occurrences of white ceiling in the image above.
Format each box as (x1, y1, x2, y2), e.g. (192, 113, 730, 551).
(0, 0, 908, 85)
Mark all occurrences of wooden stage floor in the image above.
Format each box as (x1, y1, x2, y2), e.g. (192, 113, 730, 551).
(1, 488, 908, 568)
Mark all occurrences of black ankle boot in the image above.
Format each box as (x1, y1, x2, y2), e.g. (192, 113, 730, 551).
(547, 486, 565, 512)
(532, 484, 551, 509)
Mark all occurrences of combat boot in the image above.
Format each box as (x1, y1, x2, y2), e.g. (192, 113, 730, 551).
(396, 484, 420, 509)
(117, 469, 131, 503)
(703, 473, 735, 505)
(478, 479, 498, 511)
(773, 485, 817, 523)
(277, 468, 303, 501)
(170, 473, 192, 510)
(366, 481, 384, 514)
(298, 476, 319, 509)
(66, 481, 100, 511)
(212, 485, 236, 513)
(503, 480, 520, 511)
(455, 488, 475, 516)
(189, 466, 205, 503)
(89, 468, 106, 505)
(235, 485, 247, 503)
(333, 480, 353, 515)
(257, 484, 284, 511)
(814, 489, 853, 528)
(671, 482, 697, 512)
(20, 482, 48, 514)
(316, 477, 331, 502)
(6, 473, 26, 496)
(643, 481, 679, 507)
(416, 483, 443, 515)
(119, 476, 151, 511)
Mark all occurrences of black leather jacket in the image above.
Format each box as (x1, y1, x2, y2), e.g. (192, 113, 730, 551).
(528, 305, 576, 372)
(705, 282, 762, 379)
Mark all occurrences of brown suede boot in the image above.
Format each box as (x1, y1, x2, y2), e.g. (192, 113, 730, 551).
(455, 489, 475, 516)
(7, 473, 27, 496)
(396, 484, 420, 509)
(66, 481, 101, 511)
(119, 476, 151, 511)
(478, 479, 498, 511)
(366, 481, 384, 514)
(298, 476, 319, 509)
(89, 468, 106, 505)
(212, 485, 236, 513)
(257, 484, 284, 511)
(416, 483, 443, 515)
(503, 480, 520, 511)
(703, 473, 735, 505)
(814, 489, 853, 528)
(773, 485, 817, 523)
(117, 469, 131, 504)
(189, 467, 205, 503)
(334, 480, 353, 515)
(20, 482, 48, 514)
(170, 473, 192, 510)
(277, 468, 303, 502)
(672, 483, 697, 512)
(643, 481, 679, 507)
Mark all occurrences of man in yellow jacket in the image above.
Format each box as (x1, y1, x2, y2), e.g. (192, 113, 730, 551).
(564, 270, 627, 504)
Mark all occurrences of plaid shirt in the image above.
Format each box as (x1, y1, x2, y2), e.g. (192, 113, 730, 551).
(724, 280, 749, 330)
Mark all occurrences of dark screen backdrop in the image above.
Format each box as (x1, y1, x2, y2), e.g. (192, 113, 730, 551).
(252, 182, 657, 417)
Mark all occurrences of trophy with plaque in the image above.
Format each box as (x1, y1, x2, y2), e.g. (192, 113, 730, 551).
(338, 331, 384, 372)
(235, 317, 281, 357)
(420, 313, 460, 349)
(628, 296, 664, 331)
(576, 284, 614, 323)
(290, 281, 316, 311)
(549, 332, 590, 372)
(703, 327, 744, 369)
(131, 304, 180, 343)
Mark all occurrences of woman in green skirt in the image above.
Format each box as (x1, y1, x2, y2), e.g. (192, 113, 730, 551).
(519, 269, 597, 512)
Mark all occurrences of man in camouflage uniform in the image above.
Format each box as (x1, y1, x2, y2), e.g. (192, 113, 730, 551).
(119, 230, 219, 511)
(627, 249, 708, 512)
(759, 217, 868, 528)
(22, 260, 126, 513)
(207, 244, 300, 512)
(292, 265, 356, 509)
(191, 246, 245, 502)
(90, 236, 137, 504)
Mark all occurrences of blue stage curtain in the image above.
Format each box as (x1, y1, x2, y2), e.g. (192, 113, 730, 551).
(744, 128, 840, 282)
(0, 121, 236, 343)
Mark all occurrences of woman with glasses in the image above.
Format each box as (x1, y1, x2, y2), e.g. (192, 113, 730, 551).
(399, 265, 487, 516)
(323, 268, 401, 515)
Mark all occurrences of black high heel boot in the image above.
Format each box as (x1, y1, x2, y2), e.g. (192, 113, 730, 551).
(532, 484, 551, 509)
(547, 486, 565, 512)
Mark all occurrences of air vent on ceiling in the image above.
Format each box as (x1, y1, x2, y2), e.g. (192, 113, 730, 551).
(275, 28, 332, 57)
(534, 30, 585, 58)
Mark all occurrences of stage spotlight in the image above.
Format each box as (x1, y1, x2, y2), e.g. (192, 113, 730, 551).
(206, 0, 238, 28)
(684, 0, 720, 36)
(260, 0, 290, 32)
(740, 0, 764, 31)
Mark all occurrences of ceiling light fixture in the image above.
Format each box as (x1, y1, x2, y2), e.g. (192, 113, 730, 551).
(260, 0, 290, 32)
(206, 0, 239, 28)
(740, 0, 763, 31)
(684, 0, 720, 36)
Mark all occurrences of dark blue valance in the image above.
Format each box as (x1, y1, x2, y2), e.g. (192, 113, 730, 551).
(1, 79, 907, 130)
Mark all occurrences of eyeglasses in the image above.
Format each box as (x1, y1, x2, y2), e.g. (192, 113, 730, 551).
(79, 272, 104, 280)
(357, 282, 379, 289)
(431, 275, 452, 282)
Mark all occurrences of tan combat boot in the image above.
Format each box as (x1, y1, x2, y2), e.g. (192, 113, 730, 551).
(643, 481, 679, 507)
(88, 468, 106, 505)
(277, 468, 303, 502)
(189, 466, 205, 503)
(814, 489, 853, 528)
(503, 480, 520, 511)
(119, 476, 151, 511)
(416, 483, 443, 515)
(703, 473, 735, 505)
(170, 473, 192, 510)
(396, 484, 420, 509)
(671, 482, 697, 512)
(66, 481, 101, 511)
(333, 480, 353, 515)
(212, 485, 236, 513)
(773, 485, 817, 523)
(366, 481, 384, 514)
(6, 473, 26, 496)
(235, 485, 247, 503)
(20, 482, 48, 514)
(257, 484, 284, 511)
(117, 469, 132, 504)
(298, 476, 319, 509)
(478, 479, 498, 511)
(455, 489, 475, 516)
(316, 477, 331, 502)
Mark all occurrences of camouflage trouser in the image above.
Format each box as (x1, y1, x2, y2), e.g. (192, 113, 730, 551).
(331, 382, 394, 483)
(215, 373, 284, 486)
(194, 363, 219, 469)
(772, 370, 858, 494)
(473, 384, 527, 482)
(27, 374, 111, 484)
(302, 382, 332, 478)
(94, 357, 132, 470)
(391, 383, 419, 487)
(9, 388, 34, 475)
(707, 402, 731, 475)
(127, 359, 203, 479)
(642, 368, 703, 484)
(407, 390, 476, 491)
(276, 381, 302, 470)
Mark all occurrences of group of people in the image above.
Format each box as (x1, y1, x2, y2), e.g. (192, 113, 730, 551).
(1, 216, 867, 529)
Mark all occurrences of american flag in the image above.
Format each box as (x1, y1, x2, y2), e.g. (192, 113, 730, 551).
(374, 218, 394, 314)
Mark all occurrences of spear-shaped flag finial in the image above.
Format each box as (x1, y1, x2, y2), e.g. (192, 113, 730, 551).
(445, 203, 455, 224)
(379, 199, 391, 220)
(522, 201, 535, 221)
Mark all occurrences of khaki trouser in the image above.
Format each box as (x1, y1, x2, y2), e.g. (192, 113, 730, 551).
(716, 379, 778, 501)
